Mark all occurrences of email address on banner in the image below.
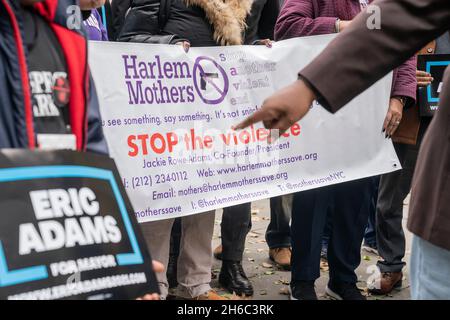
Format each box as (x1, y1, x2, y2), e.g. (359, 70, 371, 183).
(8, 272, 147, 300)
(181, 172, 289, 197)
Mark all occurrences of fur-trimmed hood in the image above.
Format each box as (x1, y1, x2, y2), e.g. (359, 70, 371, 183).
(184, 0, 253, 45)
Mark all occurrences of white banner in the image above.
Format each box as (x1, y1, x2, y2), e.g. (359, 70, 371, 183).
(89, 35, 399, 223)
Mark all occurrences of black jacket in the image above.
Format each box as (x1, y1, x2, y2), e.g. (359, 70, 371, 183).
(118, 0, 279, 46)
(244, 0, 280, 44)
(118, 0, 215, 46)
(109, 0, 131, 41)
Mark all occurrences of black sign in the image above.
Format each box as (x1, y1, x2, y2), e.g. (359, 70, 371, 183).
(0, 150, 158, 300)
(417, 54, 450, 117)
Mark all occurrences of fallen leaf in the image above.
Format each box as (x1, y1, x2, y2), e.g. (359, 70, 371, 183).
(264, 271, 275, 275)
(221, 293, 236, 300)
(279, 287, 290, 295)
(260, 290, 267, 296)
(262, 262, 273, 268)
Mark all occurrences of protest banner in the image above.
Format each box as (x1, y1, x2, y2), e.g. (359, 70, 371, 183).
(417, 54, 450, 116)
(89, 35, 399, 223)
(0, 150, 158, 300)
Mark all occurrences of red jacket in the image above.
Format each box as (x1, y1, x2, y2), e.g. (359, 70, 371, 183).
(0, 0, 107, 153)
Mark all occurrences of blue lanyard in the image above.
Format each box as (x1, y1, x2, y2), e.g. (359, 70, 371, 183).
(101, 5, 107, 29)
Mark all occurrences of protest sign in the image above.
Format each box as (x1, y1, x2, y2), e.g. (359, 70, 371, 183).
(0, 150, 158, 300)
(417, 54, 450, 116)
(89, 35, 399, 223)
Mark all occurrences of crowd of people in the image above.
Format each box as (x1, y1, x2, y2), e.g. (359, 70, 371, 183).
(0, 0, 448, 300)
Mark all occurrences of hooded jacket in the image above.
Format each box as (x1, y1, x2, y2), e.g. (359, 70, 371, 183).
(0, 0, 107, 153)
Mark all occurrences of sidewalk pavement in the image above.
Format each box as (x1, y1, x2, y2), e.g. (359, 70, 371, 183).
(211, 198, 412, 300)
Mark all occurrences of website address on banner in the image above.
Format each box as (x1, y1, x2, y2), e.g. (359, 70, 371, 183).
(8, 272, 147, 300)
(213, 153, 319, 175)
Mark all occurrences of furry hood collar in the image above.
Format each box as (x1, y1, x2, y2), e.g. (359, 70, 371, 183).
(184, 0, 253, 45)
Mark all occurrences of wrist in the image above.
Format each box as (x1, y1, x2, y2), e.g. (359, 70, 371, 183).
(297, 79, 317, 103)
(391, 96, 406, 107)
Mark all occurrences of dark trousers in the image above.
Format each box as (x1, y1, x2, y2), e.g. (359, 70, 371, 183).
(167, 218, 182, 287)
(291, 178, 374, 284)
(322, 176, 379, 250)
(376, 120, 429, 272)
(364, 176, 379, 245)
(266, 195, 292, 249)
(221, 195, 293, 260)
(221, 203, 252, 261)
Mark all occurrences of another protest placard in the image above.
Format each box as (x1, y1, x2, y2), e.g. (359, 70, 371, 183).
(0, 150, 158, 300)
(417, 54, 450, 116)
(89, 35, 400, 223)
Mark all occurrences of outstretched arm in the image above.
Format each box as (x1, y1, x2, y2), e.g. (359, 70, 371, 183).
(236, 0, 450, 132)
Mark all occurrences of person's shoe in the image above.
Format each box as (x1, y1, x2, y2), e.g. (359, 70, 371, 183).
(290, 281, 317, 300)
(269, 247, 291, 270)
(192, 290, 228, 300)
(213, 245, 223, 260)
(362, 241, 379, 256)
(326, 281, 366, 300)
(368, 271, 403, 295)
(219, 260, 254, 296)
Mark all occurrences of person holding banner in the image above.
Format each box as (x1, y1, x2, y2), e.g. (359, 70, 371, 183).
(272, 0, 417, 300)
(369, 34, 450, 296)
(212, 0, 283, 297)
(236, 0, 450, 300)
(0, 0, 107, 154)
(0, 0, 161, 300)
(118, 0, 262, 300)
